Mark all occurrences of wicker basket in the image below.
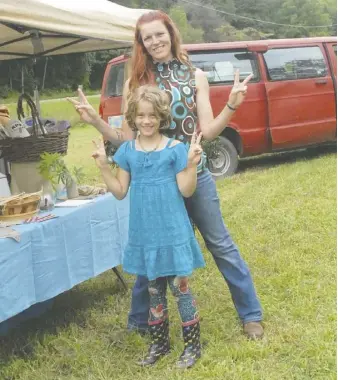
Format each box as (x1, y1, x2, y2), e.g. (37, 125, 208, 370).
(0, 94, 69, 162)
(0, 192, 41, 219)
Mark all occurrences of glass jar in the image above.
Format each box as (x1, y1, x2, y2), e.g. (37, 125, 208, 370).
(40, 180, 56, 211)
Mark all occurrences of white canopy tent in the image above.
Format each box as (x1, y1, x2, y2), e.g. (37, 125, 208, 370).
(0, 0, 151, 194)
(0, 0, 149, 60)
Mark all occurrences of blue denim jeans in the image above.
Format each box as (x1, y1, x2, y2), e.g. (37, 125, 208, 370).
(128, 170, 262, 331)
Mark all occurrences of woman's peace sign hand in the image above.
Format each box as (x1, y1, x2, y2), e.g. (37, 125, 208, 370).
(228, 70, 253, 110)
(67, 89, 100, 125)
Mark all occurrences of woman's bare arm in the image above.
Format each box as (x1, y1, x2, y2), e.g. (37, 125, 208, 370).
(68, 81, 135, 142)
(195, 69, 252, 141)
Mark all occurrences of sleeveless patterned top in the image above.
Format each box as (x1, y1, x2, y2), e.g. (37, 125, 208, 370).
(153, 59, 207, 172)
(106, 58, 206, 172)
(153, 59, 198, 143)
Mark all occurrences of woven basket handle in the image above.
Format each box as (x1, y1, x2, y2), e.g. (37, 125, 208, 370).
(17, 93, 46, 137)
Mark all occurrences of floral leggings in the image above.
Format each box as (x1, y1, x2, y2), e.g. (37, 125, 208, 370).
(148, 276, 199, 326)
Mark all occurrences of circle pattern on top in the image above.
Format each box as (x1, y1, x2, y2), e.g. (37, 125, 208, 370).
(153, 59, 198, 143)
(182, 116, 195, 136)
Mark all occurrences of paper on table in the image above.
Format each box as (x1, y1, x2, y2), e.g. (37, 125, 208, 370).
(0, 227, 21, 242)
(55, 199, 94, 207)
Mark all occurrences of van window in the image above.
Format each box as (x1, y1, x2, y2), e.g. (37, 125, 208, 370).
(264, 46, 328, 81)
(189, 50, 259, 84)
(104, 63, 125, 97)
(333, 45, 337, 55)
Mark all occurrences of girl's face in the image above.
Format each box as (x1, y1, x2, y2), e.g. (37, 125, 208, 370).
(139, 20, 173, 63)
(135, 100, 161, 138)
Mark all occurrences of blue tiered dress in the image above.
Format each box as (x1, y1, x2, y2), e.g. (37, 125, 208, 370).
(113, 138, 205, 281)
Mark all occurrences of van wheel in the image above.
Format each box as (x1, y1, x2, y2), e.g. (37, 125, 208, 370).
(207, 136, 238, 180)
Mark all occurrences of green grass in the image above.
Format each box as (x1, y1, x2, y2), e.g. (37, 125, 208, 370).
(0, 99, 336, 379)
(63, 125, 102, 185)
(1, 89, 100, 104)
(4, 94, 101, 129)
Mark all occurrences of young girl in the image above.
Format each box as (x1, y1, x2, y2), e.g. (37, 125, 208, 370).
(92, 85, 205, 368)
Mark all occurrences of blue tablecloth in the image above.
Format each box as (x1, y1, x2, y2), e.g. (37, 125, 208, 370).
(0, 193, 129, 324)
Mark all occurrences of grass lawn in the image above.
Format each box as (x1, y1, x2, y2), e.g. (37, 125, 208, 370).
(4, 94, 100, 131)
(0, 99, 336, 379)
(2, 90, 100, 105)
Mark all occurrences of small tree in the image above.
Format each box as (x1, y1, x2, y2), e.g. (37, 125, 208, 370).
(169, 6, 204, 43)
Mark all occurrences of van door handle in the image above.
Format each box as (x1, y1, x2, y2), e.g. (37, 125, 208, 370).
(315, 79, 327, 84)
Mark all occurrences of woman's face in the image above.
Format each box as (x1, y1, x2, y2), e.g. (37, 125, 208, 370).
(139, 20, 173, 63)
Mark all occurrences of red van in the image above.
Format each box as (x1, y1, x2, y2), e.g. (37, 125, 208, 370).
(99, 37, 337, 178)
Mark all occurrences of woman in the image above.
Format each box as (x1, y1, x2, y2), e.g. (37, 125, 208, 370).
(69, 10, 263, 340)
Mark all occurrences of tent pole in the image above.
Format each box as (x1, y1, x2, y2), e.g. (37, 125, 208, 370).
(42, 57, 48, 91)
(21, 64, 24, 94)
(34, 89, 40, 115)
(32, 58, 41, 114)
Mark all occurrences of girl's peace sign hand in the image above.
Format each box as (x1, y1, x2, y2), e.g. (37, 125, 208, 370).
(67, 89, 100, 125)
(228, 70, 253, 110)
(92, 138, 109, 168)
(188, 132, 203, 167)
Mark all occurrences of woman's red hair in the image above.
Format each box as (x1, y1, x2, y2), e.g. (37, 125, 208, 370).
(128, 11, 192, 93)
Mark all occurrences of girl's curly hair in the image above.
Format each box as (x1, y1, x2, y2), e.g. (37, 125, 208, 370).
(125, 85, 172, 131)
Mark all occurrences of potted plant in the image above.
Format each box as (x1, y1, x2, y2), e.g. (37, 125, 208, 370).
(53, 159, 69, 200)
(63, 166, 85, 199)
(38, 152, 64, 187)
(38, 153, 85, 200)
(37, 152, 65, 209)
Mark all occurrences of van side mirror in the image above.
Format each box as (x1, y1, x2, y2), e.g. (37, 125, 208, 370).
(234, 52, 255, 60)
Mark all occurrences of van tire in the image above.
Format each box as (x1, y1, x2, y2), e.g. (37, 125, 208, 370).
(207, 136, 239, 180)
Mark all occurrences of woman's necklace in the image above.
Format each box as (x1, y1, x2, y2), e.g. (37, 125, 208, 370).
(138, 134, 163, 153)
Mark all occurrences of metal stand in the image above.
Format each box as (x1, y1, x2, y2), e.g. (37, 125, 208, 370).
(112, 267, 128, 291)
